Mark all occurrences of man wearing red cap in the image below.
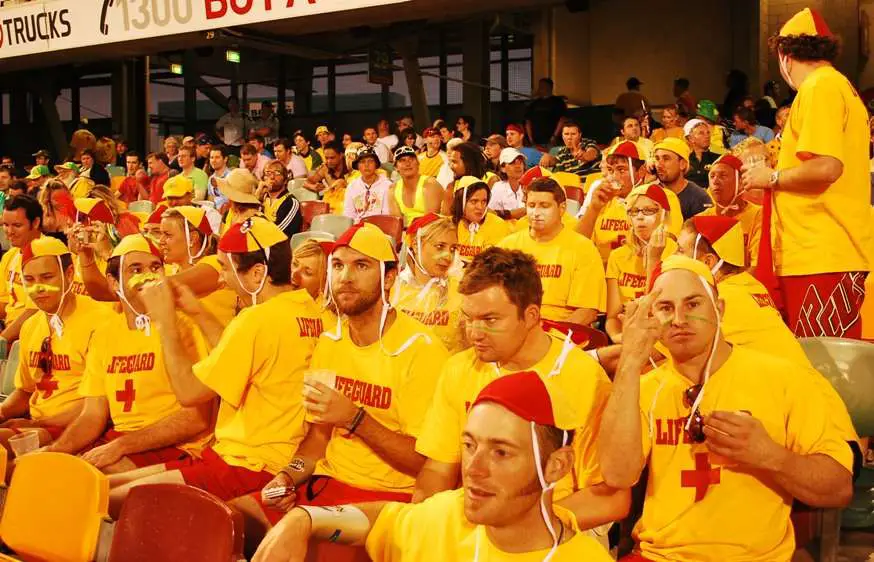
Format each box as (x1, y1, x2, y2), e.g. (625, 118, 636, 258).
(46, 235, 211, 474)
(600, 255, 855, 562)
(0, 238, 108, 451)
(696, 153, 762, 266)
(742, 8, 871, 339)
(499, 177, 605, 325)
(417, 128, 447, 179)
(505, 123, 542, 169)
(415, 247, 627, 533)
(105, 218, 322, 514)
(233, 222, 447, 561)
(252, 372, 613, 562)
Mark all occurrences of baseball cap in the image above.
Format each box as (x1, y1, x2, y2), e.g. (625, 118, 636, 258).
(216, 169, 260, 205)
(422, 127, 439, 138)
(626, 182, 671, 211)
(696, 100, 719, 123)
(182, 136, 196, 145)
(653, 137, 691, 161)
(780, 7, 832, 37)
(25, 165, 51, 180)
(315, 125, 330, 136)
(21, 237, 70, 266)
(219, 216, 287, 254)
(54, 162, 80, 174)
(74, 198, 115, 224)
(627, 77, 643, 88)
(683, 118, 708, 137)
(330, 222, 397, 263)
(691, 216, 746, 267)
(163, 175, 194, 199)
(499, 147, 526, 166)
(505, 123, 524, 135)
(111, 234, 162, 260)
(32, 149, 50, 159)
(196, 136, 215, 146)
(394, 146, 417, 161)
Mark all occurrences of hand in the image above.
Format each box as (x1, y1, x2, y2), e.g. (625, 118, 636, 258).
(647, 225, 666, 261)
(741, 165, 776, 191)
(80, 440, 126, 469)
(539, 154, 557, 168)
(590, 184, 615, 212)
(252, 508, 312, 562)
(1, 418, 38, 430)
(171, 281, 205, 317)
(261, 472, 298, 512)
(303, 381, 358, 428)
(619, 289, 664, 363)
(703, 411, 786, 471)
(139, 279, 177, 326)
(572, 147, 586, 161)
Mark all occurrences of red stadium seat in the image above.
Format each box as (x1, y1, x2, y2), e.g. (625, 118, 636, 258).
(107, 484, 243, 562)
(542, 319, 610, 350)
(364, 215, 404, 249)
(300, 201, 330, 230)
(565, 185, 585, 204)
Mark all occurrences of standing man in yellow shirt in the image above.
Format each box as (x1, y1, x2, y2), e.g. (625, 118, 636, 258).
(600, 255, 854, 562)
(106, 217, 321, 513)
(46, 235, 212, 473)
(499, 177, 605, 325)
(414, 247, 627, 532)
(234, 222, 447, 561)
(743, 8, 872, 339)
(0, 195, 43, 344)
(417, 128, 447, 179)
(252, 371, 613, 562)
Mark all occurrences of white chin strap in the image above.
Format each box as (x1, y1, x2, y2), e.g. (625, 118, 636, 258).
(716, 172, 742, 212)
(230, 247, 270, 306)
(22, 256, 74, 338)
(683, 274, 721, 433)
(547, 331, 575, 377)
(184, 222, 209, 265)
(115, 254, 152, 337)
(693, 234, 724, 276)
(467, 221, 480, 244)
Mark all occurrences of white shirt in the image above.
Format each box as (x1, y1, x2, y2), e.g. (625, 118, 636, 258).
(216, 112, 247, 146)
(282, 154, 308, 179)
(344, 175, 393, 221)
(369, 142, 392, 167)
(377, 135, 398, 152)
(488, 180, 525, 212)
(436, 163, 455, 190)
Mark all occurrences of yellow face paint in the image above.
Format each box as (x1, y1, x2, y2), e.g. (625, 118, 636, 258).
(128, 272, 162, 289)
(432, 251, 453, 260)
(23, 283, 61, 295)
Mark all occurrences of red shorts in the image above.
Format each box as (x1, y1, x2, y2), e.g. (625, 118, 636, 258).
(10, 425, 64, 440)
(166, 447, 273, 501)
(619, 555, 654, 562)
(779, 272, 868, 339)
(253, 475, 413, 562)
(94, 429, 189, 468)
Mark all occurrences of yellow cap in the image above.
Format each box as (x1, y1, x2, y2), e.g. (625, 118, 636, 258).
(549, 171, 582, 189)
(331, 222, 397, 262)
(21, 237, 70, 266)
(691, 216, 746, 267)
(453, 175, 487, 193)
(626, 182, 671, 211)
(654, 254, 715, 288)
(653, 137, 691, 161)
(74, 197, 115, 224)
(111, 234, 162, 260)
(218, 216, 287, 254)
(779, 8, 832, 37)
(163, 175, 194, 199)
(168, 206, 214, 236)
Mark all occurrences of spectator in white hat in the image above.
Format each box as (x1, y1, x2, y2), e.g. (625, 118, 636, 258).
(685, 118, 719, 187)
(489, 148, 528, 220)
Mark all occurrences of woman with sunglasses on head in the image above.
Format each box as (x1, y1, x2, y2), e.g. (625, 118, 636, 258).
(450, 177, 511, 266)
(0, 238, 109, 454)
(604, 183, 674, 343)
(391, 214, 465, 353)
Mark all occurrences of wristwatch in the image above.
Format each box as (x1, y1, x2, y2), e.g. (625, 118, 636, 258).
(769, 170, 780, 188)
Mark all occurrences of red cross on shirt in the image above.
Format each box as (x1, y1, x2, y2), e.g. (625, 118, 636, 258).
(35, 374, 59, 399)
(115, 379, 136, 413)
(681, 452, 721, 502)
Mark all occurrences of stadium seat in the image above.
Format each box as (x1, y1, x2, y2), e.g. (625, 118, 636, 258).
(541, 319, 609, 350)
(128, 200, 155, 214)
(0, 342, 20, 399)
(106, 166, 126, 178)
(107, 484, 244, 562)
(583, 172, 604, 194)
(0, 229, 10, 252)
(288, 178, 307, 192)
(363, 215, 404, 249)
(309, 215, 353, 239)
(564, 185, 585, 204)
(290, 230, 335, 252)
(290, 186, 319, 202)
(565, 200, 581, 218)
(0, 453, 109, 562)
(798, 337, 874, 533)
(300, 201, 330, 230)
(110, 175, 126, 195)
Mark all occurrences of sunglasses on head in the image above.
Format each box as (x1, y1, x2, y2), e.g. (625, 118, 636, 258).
(683, 383, 706, 443)
(37, 336, 53, 377)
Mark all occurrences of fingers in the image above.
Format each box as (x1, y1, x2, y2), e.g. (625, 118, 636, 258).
(707, 411, 752, 429)
(634, 288, 662, 318)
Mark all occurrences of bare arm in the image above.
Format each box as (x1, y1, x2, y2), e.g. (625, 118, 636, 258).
(283, 424, 332, 485)
(170, 262, 222, 298)
(47, 396, 109, 454)
(413, 458, 459, 502)
(0, 389, 32, 421)
(605, 279, 623, 343)
(32, 400, 85, 429)
(557, 484, 630, 531)
(777, 155, 843, 194)
(354, 413, 425, 477)
(152, 310, 216, 407)
(770, 452, 853, 507)
(565, 307, 598, 326)
(110, 403, 211, 456)
(1, 309, 36, 342)
(386, 191, 402, 218)
(423, 178, 443, 214)
(78, 255, 117, 302)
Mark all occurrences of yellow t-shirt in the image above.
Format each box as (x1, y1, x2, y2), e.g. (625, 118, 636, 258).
(394, 176, 428, 223)
(262, 192, 289, 224)
(193, 255, 238, 327)
(310, 312, 447, 493)
(0, 246, 37, 325)
(606, 241, 677, 304)
(416, 336, 612, 493)
(365, 489, 613, 562)
(80, 311, 207, 435)
(193, 289, 321, 474)
(774, 65, 871, 276)
(15, 295, 109, 421)
(635, 347, 854, 562)
(391, 275, 465, 354)
(456, 213, 512, 264)
(417, 151, 445, 178)
(323, 185, 347, 215)
(498, 227, 606, 321)
(697, 203, 762, 267)
(71, 254, 108, 298)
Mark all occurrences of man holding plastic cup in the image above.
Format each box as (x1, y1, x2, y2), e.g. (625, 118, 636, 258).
(742, 8, 871, 338)
(231, 222, 448, 561)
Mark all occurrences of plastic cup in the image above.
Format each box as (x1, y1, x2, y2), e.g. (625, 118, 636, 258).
(304, 369, 337, 390)
(9, 430, 40, 458)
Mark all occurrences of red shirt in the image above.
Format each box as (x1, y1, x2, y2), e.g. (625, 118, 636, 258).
(118, 176, 139, 204)
(149, 172, 169, 205)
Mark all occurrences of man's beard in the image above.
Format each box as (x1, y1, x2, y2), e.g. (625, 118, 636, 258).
(336, 285, 382, 317)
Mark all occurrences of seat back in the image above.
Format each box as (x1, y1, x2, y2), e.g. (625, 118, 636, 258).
(299, 201, 331, 230)
(542, 320, 610, 350)
(128, 200, 155, 214)
(798, 337, 874, 437)
(289, 186, 319, 202)
(1, 342, 20, 398)
(288, 178, 307, 192)
(106, 166, 126, 178)
(309, 214, 353, 238)
(108, 484, 243, 562)
(110, 176, 126, 195)
(363, 215, 404, 249)
(290, 231, 335, 252)
(582, 172, 604, 193)
(0, 453, 109, 562)
(564, 185, 585, 204)
(565, 200, 581, 218)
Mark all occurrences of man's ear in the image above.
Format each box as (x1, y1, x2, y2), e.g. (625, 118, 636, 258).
(384, 266, 398, 293)
(545, 445, 574, 485)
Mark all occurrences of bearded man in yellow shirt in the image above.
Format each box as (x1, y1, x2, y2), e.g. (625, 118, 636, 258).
(742, 8, 871, 339)
(600, 255, 854, 562)
(105, 218, 322, 515)
(231, 222, 447, 561)
(498, 177, 605, 325)
(252, 371, 613, 562)
(413, 247, 627, 534)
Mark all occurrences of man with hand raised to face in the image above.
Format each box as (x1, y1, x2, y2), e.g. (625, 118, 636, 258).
(252, 371, 613, 562)
(600, 255, 855, 562)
